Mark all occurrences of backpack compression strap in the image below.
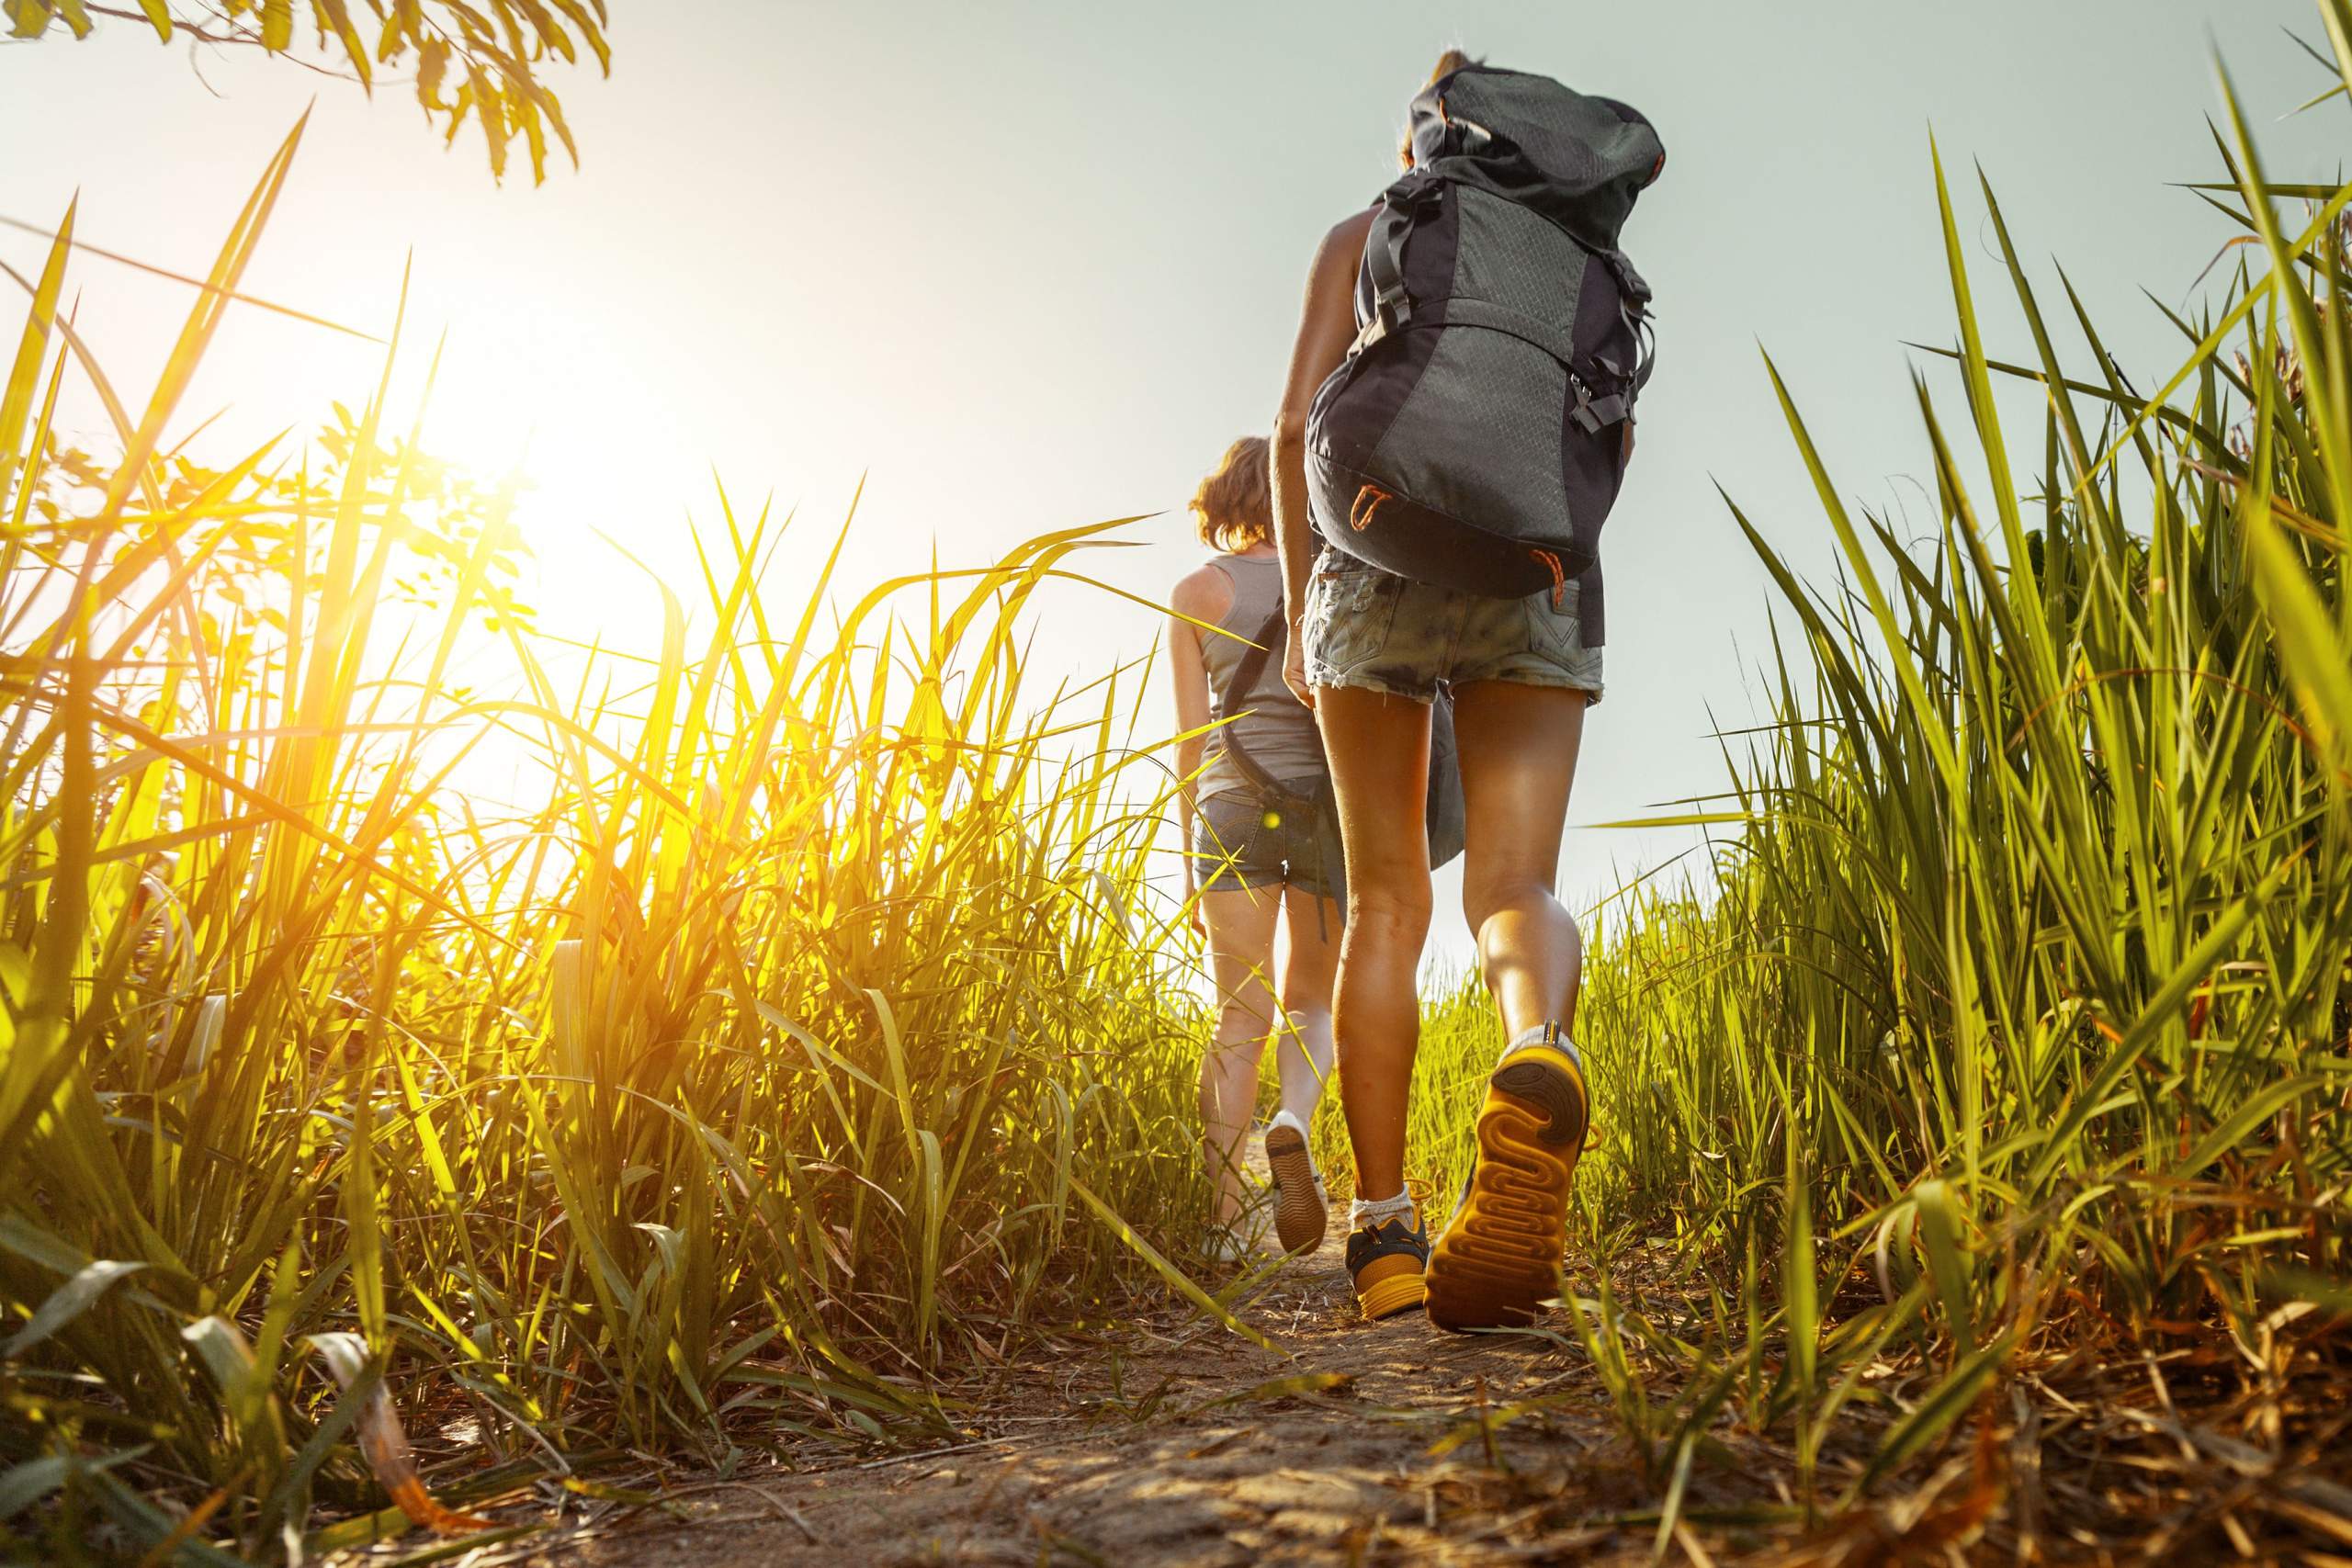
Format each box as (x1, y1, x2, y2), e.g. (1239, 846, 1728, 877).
(1594, 249, 1657, 408)
(1432, 298, 1638, 434)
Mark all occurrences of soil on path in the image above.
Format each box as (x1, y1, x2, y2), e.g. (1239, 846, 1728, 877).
(492, 1193, 1755, 1568)
(516, 1268, 1649, 1566)
(393, 1164, 2352, 1566)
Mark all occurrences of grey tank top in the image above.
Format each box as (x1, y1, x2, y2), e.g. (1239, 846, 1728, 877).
(1197, 554, 1328, 802)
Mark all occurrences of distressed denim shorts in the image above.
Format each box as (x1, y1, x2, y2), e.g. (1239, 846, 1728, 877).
(1191, 784, 1344, 903)
(1301, 553, 1605, 704)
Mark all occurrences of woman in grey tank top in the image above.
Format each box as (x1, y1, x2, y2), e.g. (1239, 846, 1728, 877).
(1168, 437, 1343, 1264)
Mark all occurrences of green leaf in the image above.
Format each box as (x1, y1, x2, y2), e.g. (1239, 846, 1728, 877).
(3, 1258, 146, 1358)
(0, 1456, 74, 1522)
(0, 197, 71, 511)
(1858, 1331, 2015, 1493)
(343, 1037, 385, 1346)
(2260, 1267, 2352, 1314)
(1911, 1181, 1974, 1357)
(2068, 175, 2352, 506)
(0, 1448, 142, 1522)
(2021, 852, 2297, 1192)
(1762, 351, 1965, 794)
(179, 1314, 256, 1393)
(1781, 1109, 1818, 1448)
(2236, 309, 2352, 765)
(1067, 1175, 1281, 1354)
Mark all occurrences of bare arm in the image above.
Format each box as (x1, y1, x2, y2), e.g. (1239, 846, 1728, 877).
(1270, 209, 1376, 707)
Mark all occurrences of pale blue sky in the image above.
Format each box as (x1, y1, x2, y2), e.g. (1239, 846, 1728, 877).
(3, 1, 2342, 953)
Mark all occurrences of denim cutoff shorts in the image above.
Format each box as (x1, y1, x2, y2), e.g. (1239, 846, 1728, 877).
(1191, 784, 1344, 902)
(1301, 552, 1605, 704)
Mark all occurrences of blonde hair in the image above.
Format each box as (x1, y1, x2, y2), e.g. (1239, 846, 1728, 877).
(1402, 48, 1482, 168)
(1190, 437, 1273, 552)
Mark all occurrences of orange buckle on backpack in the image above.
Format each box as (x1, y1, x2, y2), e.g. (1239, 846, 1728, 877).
(1531, 548, 1568, 609)
(1350, 484, 1394, 533)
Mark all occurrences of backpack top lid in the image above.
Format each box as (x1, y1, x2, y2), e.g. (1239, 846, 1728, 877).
(1408, 66, 1664, 251)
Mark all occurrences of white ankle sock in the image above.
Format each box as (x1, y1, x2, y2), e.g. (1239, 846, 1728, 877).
(1265, 1109, 1322, 1188)
(1350, 1190, 1415, 1228)
(1503, 1022, 1582, 1066)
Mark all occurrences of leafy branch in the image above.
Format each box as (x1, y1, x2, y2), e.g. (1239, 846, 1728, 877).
(7, 0, 613, 185)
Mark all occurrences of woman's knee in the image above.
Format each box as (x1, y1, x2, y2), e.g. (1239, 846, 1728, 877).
(1279, 940, 1337, 1013)
(1277, 1003, 1332, 1042)
(1214, 992, 1276, 1041)
(1279, 956, 1337, 1016)
(1279, 974, 1334, 1021)
(1346, 880, 1432, 947)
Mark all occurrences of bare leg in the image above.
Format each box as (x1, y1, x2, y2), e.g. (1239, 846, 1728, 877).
(1314, 686, 1433, 1202)
(1452, 682, 1590, 1042)
(1274, 887, 1341, 1128)
(1421, 680, 1594, 1333)
(1199, 885, 1280, 1225)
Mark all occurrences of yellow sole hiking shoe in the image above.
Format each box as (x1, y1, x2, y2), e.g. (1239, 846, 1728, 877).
(1425, 1023, 1589, 1333)
(1262, 1114, 1328, 1256)
(1346, 1210, 1430, 1321)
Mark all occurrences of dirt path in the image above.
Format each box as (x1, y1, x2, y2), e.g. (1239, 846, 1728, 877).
(520, 1248, 1654, 1566)
(356, 1158, 2352, 1567)
(484, 1177, 1750, 1568)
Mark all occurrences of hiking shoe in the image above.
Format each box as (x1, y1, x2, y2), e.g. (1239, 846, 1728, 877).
(1425, 1023, 1589, 1333)
(1263, 1112, 1328, 1256)
(1346, 1210, 1430, 1320)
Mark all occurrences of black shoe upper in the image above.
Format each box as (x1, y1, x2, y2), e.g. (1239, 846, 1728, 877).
(1345, 1213, 1429, 1273)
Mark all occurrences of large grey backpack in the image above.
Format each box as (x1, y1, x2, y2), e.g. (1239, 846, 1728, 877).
(1306, 66, 1663, 604)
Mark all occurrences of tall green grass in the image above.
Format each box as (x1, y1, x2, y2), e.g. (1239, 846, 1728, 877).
(13, 8, 2352, 1558)
(1387, 14, 2352, 1524)
(0, 125, 1214, 1560)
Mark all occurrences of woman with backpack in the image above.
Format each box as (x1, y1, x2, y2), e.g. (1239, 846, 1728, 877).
(1268, 52, 1662, 1327)
(1168, 435, 1345, 1263)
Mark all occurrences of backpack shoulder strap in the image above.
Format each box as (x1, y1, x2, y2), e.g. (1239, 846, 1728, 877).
(1214, 604, 1301, 803)
(1354, 170, 1446, 353)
